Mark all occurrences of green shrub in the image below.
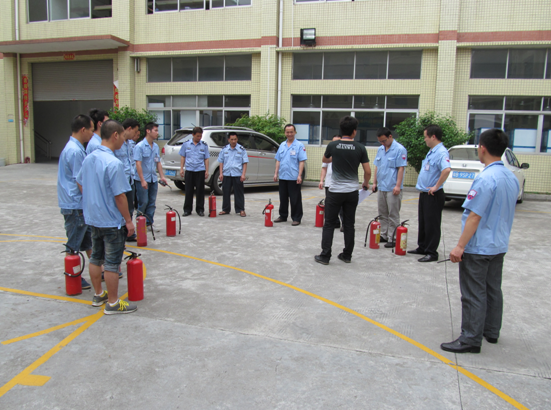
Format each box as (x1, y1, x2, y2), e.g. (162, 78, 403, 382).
(227, 113, 287, 144)
(108, 106, 158, 140)
(394, 112, 473, 173)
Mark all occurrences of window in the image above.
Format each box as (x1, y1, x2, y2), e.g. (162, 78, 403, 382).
(292, 51, 422, 80)
(147, 0, 250, 13)
(292, 95, 419, 146)
(467, 95, 551, 153)
(471, 48, 551, 79)
(147, 56, 252, 82)
(147, 95, 251, 139)
(28, 0, 111, 22)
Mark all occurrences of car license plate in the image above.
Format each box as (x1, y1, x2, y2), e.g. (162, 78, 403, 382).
(165, 169, 176, 177)
(453, 171, 475, 179)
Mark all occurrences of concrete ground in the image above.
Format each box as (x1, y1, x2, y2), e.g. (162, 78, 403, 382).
(1, 163, 550, 410)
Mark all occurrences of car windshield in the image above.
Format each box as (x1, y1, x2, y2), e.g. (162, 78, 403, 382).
(449, 147, 478, 160)
(168, 132, 193, 146)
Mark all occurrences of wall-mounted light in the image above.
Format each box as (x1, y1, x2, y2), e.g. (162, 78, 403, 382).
(300, 28, 316, 46)
(135, 58, 141, 73)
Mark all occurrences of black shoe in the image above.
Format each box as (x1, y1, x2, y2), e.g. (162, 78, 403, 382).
(292, 221, 301, 226)
(126, 236, 137, 242)
(183, 212, 191, 217)
(418, 255, 438, 262)
(407, 249, 427, 255)
(198, 211, 205, 217)
(337, 253, 351, 263)
(379, 237, 388, 243)
(384, 242, 395, 249)
(274, 217, 287, 223)
(484, 335, 498, 344)
(441, 338, 481, 354)
(314, 255, 329, 265)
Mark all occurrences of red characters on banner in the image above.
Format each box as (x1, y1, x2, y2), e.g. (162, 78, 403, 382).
(22, 75, 29, 126)
(114, 85, 119, 108)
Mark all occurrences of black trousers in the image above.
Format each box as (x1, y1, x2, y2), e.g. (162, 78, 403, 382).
(184, 170, 206, 214)
(417, 190, 446, 258)
(320, 190, 359, 259)
(222, 176, 245, 213)
(325, 187, 343, 227)
(278, 179, 303, 222)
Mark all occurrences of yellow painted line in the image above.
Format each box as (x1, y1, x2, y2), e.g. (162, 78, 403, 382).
(0, 233, 66, 239)
(403, 198, 419, 202)
(0, 240, 65, 244)
(2, 314, 95, 345)
(134, 246, 528, 410)
(0, 311, 103, 397)
(516, 209, 551, 214)
(0, 287, 92, 305)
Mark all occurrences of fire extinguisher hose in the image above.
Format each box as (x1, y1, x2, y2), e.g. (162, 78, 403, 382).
(165, 205, 182, 235)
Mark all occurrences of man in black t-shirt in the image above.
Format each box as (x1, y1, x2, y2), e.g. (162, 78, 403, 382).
(315, 116, 371, 265)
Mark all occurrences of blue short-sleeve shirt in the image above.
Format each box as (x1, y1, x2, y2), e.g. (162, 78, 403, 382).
(218, 143, 249, 177)
(275, 139, 307, 180)
(86, 133, 102, 155)
(179, 140, 210, 172)
(76, 146, 131, 229)
(133, 139, 160, 183)
(374, 140, 408, 191)
(114, 139, 133, 180)
(57, 136, 86, 209)
(128, 140, 137, 180)
(416, 142, 451, 192)
(461, 161, 519, 255)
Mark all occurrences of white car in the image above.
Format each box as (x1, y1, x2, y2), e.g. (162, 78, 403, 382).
(443, 145, 529, 204)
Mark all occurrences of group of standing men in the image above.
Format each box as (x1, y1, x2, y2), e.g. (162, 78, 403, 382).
(57, 109, 167, 315)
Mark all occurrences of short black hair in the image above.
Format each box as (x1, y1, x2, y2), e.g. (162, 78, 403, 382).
(284, 124, 296, 132)
(228, 132, 237, 137)
(339, 116, 358, 137)
(424, 124, 443, 141)
(192, 126, 203, 135)
(89, 108, 109, 130)
(122, 118, 140, 130)
(145, 122, 158, 133)
(479, 129, 509, 157)
(71, 114, 93, 133)
(101, 119, 124, 141)
(376, 127, 392, 138)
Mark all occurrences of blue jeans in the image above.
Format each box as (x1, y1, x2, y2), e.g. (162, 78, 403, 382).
(90, 226, 127, 273)
(61, 209, 92, 253)
(135, 180, 158, 225)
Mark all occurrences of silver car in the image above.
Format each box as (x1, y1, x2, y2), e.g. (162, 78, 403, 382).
(161, 126, 281, 195)
(443, 145, 529, 203)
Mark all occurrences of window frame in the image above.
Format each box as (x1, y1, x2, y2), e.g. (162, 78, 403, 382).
(470, 48, 551, 80)
(27, 0, 112, 22)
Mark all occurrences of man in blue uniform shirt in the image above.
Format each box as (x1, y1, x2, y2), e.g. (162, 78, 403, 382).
(57, 114, 94, 290)
(134, 122, 168, 227)
(409, 124, 451, 262)
(86, 108, 109, 155)
(115, 118, 140, 241)
(441, 129, 519, 354)
(372, 127, 408, 248)
(273, 124, 307, 226)
(179, 126, 210, 217)
(76, 120, 137, 315)
(218, 132, 249, 217)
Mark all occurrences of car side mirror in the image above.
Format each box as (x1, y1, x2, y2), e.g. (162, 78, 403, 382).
(521, 163, 529, 169)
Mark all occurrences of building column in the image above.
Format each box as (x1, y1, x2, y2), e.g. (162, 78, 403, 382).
(0, 55, 21, 164)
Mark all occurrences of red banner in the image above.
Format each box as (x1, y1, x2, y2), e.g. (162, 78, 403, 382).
(113, 84, 119, 108)
(22, 75, 29, 126)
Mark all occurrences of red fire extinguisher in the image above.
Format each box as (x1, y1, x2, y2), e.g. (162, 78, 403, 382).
(392, 220, 409, 256)
(209, 191, 217, 217)
(262, 199, 274, 227)
(125, 251, 144, 301)
(62, 245, 85, 296)
(315, 199, 325, 228)
(165, 205, 181, 237)
(136, 211, 155, 246)
(364, 215, 381, 249)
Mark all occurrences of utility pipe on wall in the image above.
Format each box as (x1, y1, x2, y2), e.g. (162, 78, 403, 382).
(277, 0, 283, 118)
(15, 0, 25, 163)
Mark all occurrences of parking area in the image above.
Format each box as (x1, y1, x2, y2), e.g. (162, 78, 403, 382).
(1, 163, 550, 409)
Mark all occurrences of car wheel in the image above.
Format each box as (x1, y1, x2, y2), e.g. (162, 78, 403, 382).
(174, 180, 185, 191)
(517, 182, 525, 204)
(212, 169, 223, 196)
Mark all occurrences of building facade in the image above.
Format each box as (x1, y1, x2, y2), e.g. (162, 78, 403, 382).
(1, 0, 550, 191)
